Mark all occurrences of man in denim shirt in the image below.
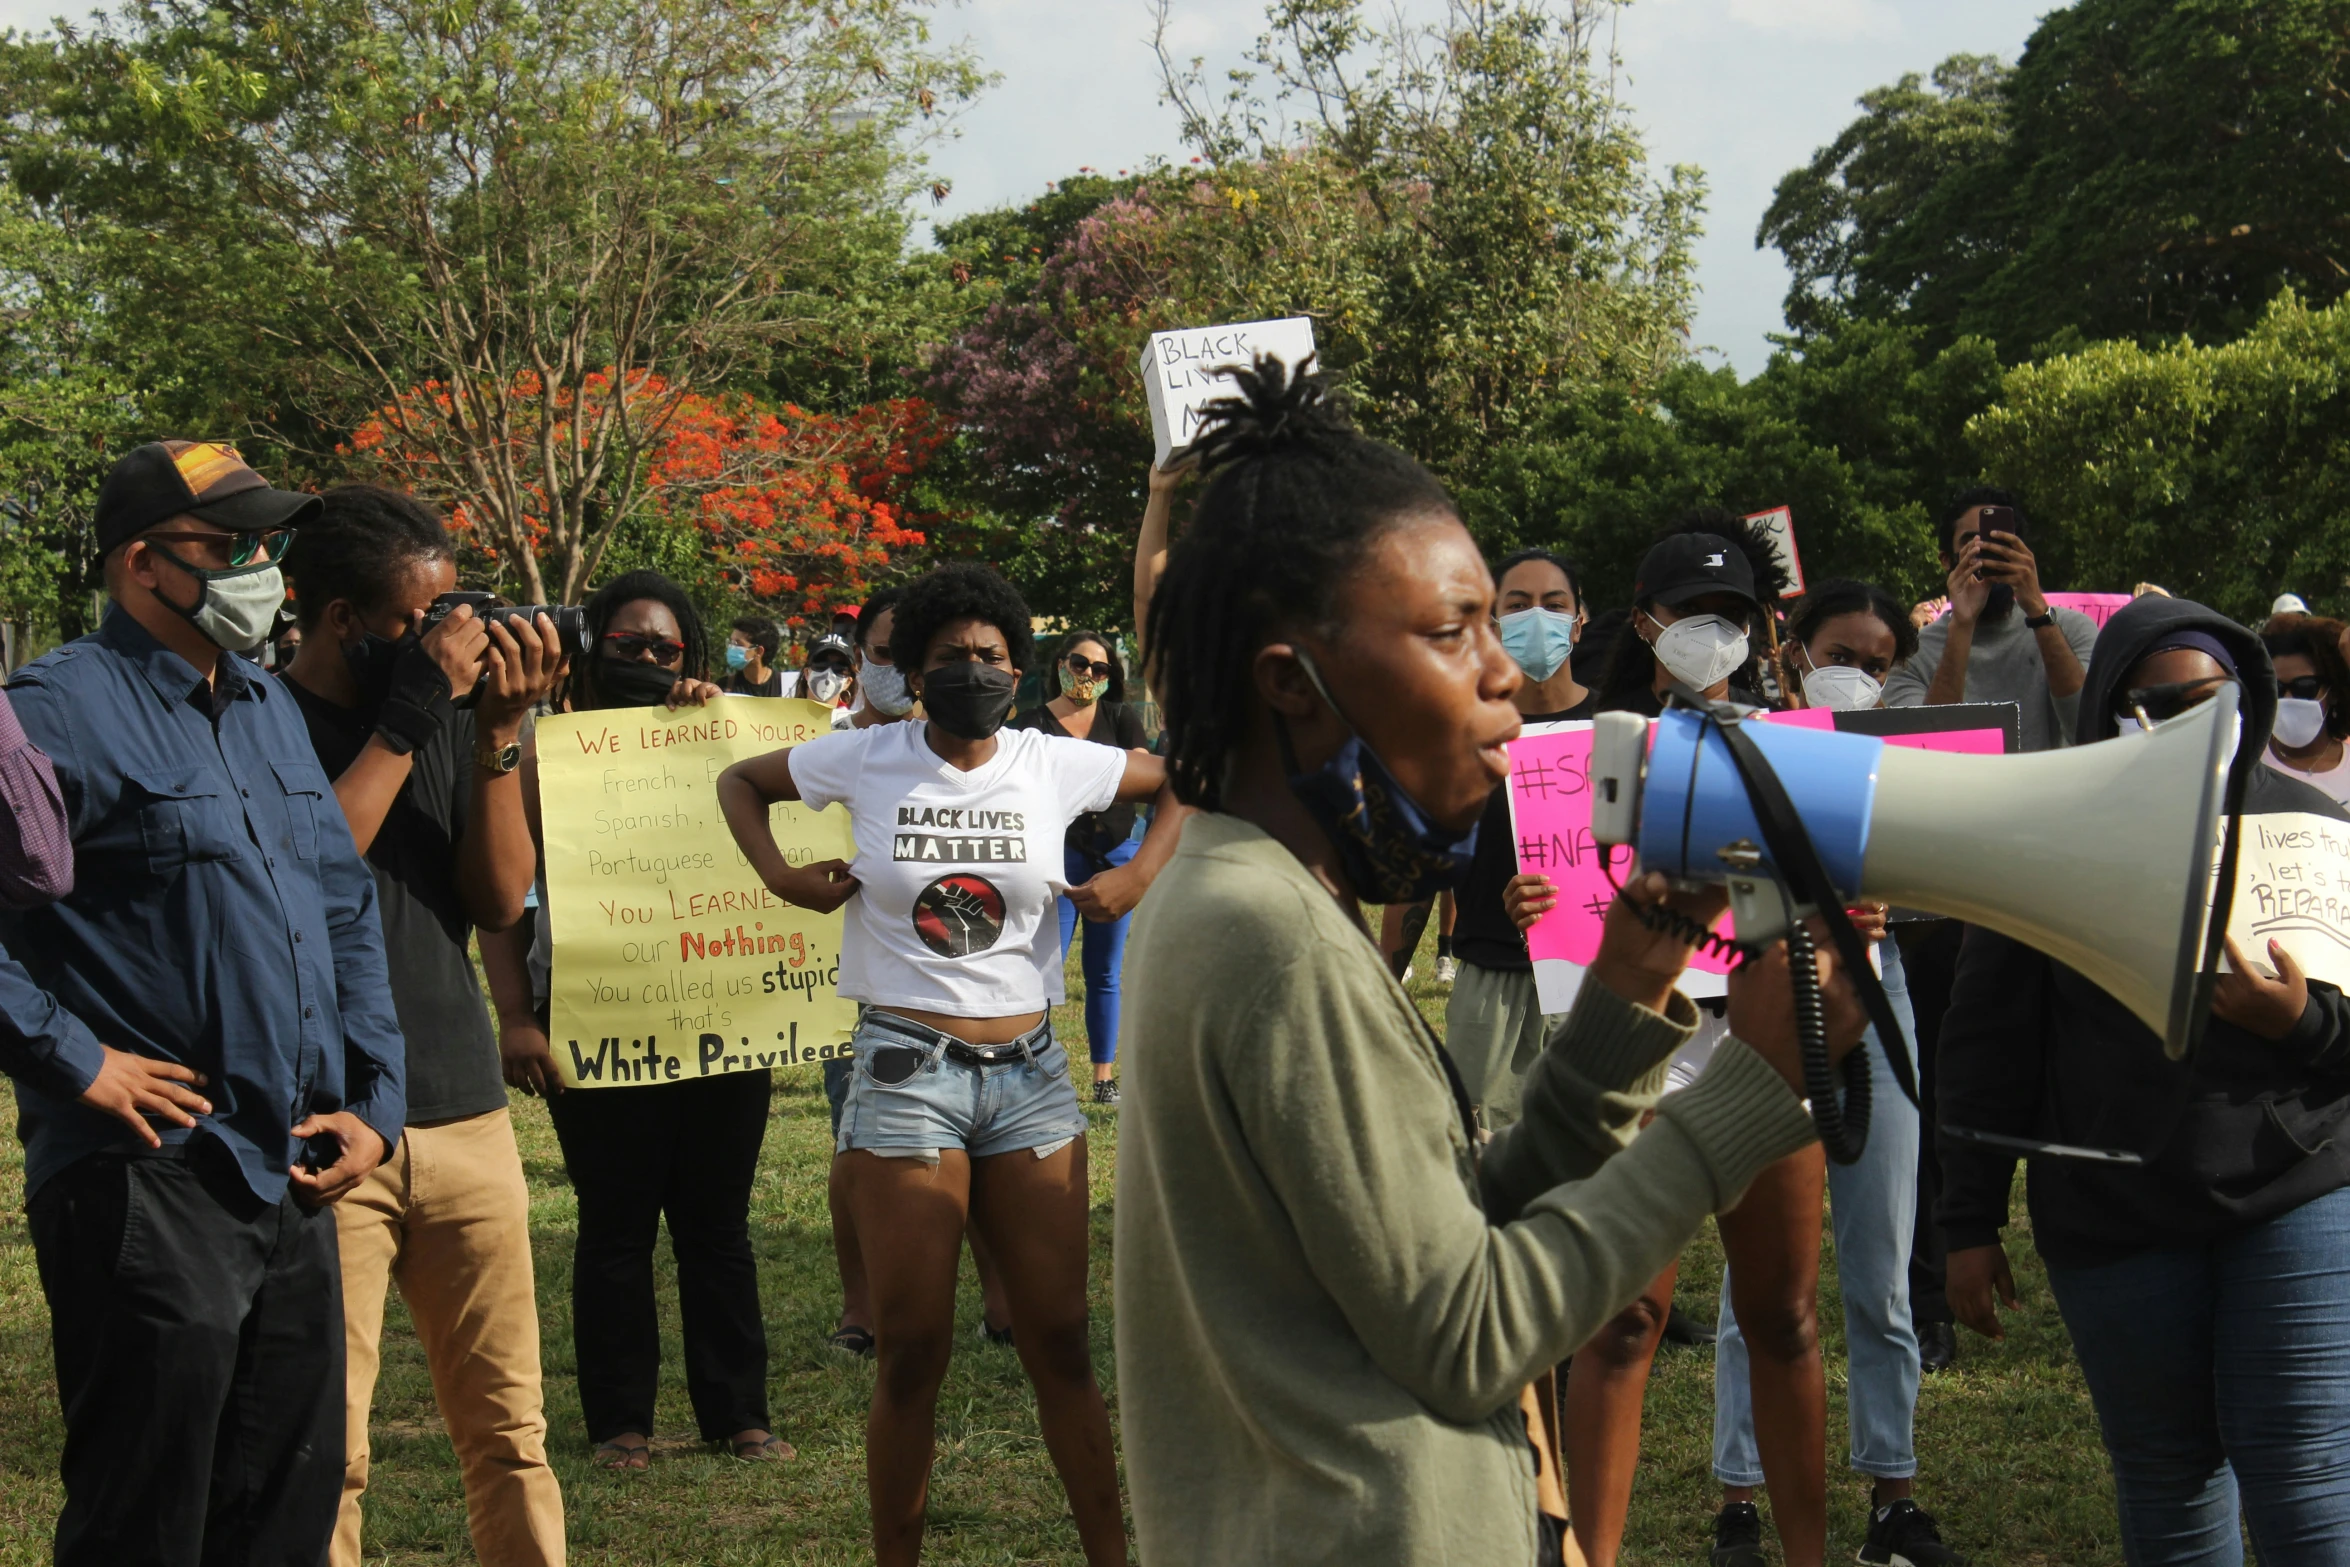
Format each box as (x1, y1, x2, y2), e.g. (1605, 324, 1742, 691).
(0, 441, 406, 1567)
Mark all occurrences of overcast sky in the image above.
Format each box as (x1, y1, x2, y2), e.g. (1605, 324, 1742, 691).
(0, 0, 2052, 374)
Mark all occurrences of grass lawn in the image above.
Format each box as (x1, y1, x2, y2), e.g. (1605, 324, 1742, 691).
(0, 920, 2122, 1564)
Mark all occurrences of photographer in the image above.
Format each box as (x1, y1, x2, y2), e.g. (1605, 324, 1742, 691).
(279, 486, 569, 1567)
(1938, 596, 2350, 1562)
(1116, 365, 1871, 1566)
(0, 441, 406, 1565)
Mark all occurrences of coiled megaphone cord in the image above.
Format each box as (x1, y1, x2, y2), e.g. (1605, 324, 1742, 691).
(1598, 846, 1752, 969)
(1785, 918, 1871, 1164)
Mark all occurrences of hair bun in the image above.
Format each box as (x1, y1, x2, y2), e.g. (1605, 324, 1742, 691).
(1188, 353, 1345, 476)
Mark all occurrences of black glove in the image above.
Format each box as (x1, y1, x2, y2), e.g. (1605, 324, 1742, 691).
(373, 641, 454, 755)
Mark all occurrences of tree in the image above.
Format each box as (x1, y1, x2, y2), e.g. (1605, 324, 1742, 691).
(1, 0, 982, 603)
(345, 376, 945, 627)
(1458, 318, 2005, 612)
(1969, 292, 2350, 623)
(1757, 54, 2012, 340)
(1762, 0, 2350, 356)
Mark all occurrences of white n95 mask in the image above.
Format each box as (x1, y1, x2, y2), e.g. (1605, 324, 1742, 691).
(1801, 664, 1883, 713)
(2274, 697, 2328, 749)
(1652, 614, 1751, 692)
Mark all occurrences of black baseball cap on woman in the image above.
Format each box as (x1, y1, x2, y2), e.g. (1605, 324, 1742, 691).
(1633, 532, 1763, 614)
(94, 441, 322, 555)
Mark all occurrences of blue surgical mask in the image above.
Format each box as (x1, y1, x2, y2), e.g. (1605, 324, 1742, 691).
(1278, 650, 1479, 905)
(725, 643, 750, 672)
(1498, 606, 1577, 682)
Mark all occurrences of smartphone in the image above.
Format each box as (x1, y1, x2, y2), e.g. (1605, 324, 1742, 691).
(1972, 505, 2020, 578)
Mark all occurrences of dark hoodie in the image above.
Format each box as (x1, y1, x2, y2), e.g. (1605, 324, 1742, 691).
(1935, 596, 2350, 1270)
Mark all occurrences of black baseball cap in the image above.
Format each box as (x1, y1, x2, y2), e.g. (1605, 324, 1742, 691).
(806, 632, 856, 668)
(1633, 533, 1762, 614)
(94, 441, 323, 556)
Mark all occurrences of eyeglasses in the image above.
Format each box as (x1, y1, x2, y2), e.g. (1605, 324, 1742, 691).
(602, 632, 685, 666)
(2121, 677, 2238, 728)
(143, 527, 295, 569)
(2283, 676, 2329, 702)
(1065, 653, 1114, 680)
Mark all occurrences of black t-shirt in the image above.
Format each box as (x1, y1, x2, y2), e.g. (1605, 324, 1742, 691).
(1009, 700, 1147, 867)
(724, 668, 786, 697)
(286, 678, 506, 1124)
(1454, 698, 1598, 972)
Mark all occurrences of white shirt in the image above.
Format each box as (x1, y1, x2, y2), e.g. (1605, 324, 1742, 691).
(2265, 746, 2350, 806)
(787, 722, 1127, 1014)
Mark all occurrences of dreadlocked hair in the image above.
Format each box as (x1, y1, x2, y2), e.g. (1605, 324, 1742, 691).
(1146, 355, 1458, 810)
(580, 569, 710, 704)
(283, 485, 454, 629)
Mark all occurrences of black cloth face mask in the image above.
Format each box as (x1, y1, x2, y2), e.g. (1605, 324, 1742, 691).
(921, 661, 1018, 740)
(596, 657, 683, 710)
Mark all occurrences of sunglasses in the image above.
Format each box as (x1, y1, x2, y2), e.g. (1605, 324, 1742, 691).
(2121, 676, 2238, 728)
(602, 631, 685, 666)
(1065, 654, 1114, 680)
(2282, 676, 2329, 702)
(144, 527, 295, 569)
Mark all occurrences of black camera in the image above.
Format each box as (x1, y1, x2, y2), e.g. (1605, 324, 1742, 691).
(420, 591, 590, 707)
(422, 590, 590, 655)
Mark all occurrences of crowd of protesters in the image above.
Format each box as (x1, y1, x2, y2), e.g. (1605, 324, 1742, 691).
(0, 397, 2346, 1567)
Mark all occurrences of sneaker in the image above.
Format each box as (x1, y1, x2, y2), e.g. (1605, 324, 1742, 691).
(1918, 1320, 1957, 1374)
(1710, 1501, 1766, 1567)
(1092, 1079, 1121, 1107)
(976, 1319, 1015, 1348)
(1858, 1498, 1968, 1566)
(1399, 963, 1415, 986)
(1435, 956, 1459, 985)
(1661, 1302, 1717, 1349)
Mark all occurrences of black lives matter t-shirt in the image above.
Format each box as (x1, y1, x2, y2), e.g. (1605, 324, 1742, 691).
(1454, 700, 1597, 973)
(287, 677, 506, 1123)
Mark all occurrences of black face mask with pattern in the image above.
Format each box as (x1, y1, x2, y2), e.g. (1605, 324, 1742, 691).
(1277, 651, 1480, 904)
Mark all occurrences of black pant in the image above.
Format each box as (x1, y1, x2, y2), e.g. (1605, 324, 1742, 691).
(548, 1070, 772, 1442)
(1896, 919, 1965, 1327)
(29, 1144, 344, 1567)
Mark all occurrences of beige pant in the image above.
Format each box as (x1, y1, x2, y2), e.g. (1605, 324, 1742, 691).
(334, 1107, 565, 1567)
(1444, 961, 1558, 1131)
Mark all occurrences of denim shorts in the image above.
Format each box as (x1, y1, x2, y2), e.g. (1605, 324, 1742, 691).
(835, 1010, 1089, 1162)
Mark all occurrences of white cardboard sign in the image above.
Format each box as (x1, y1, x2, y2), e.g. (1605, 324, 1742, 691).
(1139, 317, 1318, 468)
(1745, 505, 1807, 598)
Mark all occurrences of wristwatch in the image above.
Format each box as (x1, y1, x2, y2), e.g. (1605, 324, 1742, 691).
(476, 740, 523, 776)
(2023, 609, 2057, 629)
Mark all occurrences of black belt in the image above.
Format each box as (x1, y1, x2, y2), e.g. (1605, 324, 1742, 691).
(943, 1040, 1031, 1068)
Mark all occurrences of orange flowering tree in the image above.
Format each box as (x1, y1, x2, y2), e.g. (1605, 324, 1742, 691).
(345, 372, 944, 617)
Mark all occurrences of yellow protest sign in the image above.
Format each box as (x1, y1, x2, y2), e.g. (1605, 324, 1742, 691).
(2230, 811, 2350, 989)
(538, 695, 857, 1088)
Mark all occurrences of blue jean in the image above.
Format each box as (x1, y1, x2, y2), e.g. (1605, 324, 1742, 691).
(1057, 836, 1138, 1067)
(2045, 1184, 2350, 1566)
(1715, 938, 1921, 1484)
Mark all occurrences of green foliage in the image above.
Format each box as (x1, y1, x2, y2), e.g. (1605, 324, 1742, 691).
(0, 0, 983, 602)
(1970, 292, 2350, 623)
(1762, 0, 2350, 358)
(1460, 318, 2004, 612)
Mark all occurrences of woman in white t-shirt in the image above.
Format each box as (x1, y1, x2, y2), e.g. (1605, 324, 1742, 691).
(719, 562, 1182, 1567)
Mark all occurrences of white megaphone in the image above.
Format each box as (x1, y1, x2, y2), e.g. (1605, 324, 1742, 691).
(1588, 687, 2242, 1060)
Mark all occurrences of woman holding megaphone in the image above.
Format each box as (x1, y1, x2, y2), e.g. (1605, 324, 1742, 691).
(1114, 359, 1876, 1567)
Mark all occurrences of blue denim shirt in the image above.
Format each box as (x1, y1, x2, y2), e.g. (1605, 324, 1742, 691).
(0, 605, 406, 1201)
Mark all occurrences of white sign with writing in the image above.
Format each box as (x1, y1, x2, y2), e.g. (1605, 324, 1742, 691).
(1745, 506, 1807, 597)
(1139, 316, 1318, 467)
(2230, 811, 2350, 991)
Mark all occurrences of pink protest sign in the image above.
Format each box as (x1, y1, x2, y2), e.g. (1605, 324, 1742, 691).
(1935, 591, 2134, 628)
(1507, 707, 2015, 1013)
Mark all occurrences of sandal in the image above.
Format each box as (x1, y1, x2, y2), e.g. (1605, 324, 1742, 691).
(592, 1440, 649, 1471)
(729, 1432, 797, 1463)
(826, 1324, 876, 1357)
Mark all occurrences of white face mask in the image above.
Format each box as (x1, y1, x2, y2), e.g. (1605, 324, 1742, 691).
(1650, 613, 1750, 692)
(1801, 663, 1883, 712)
(2274, 696, 2329, 749)
(168, 560, 287, 651)
(859, 655, 913, 716)
(808, 668, 850, 704)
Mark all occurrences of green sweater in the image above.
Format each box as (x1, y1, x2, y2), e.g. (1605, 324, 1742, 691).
(1115, 813, 1818, 1566)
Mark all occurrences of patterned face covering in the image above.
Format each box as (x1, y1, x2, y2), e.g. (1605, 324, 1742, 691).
(1277, 651, 1479, 904)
